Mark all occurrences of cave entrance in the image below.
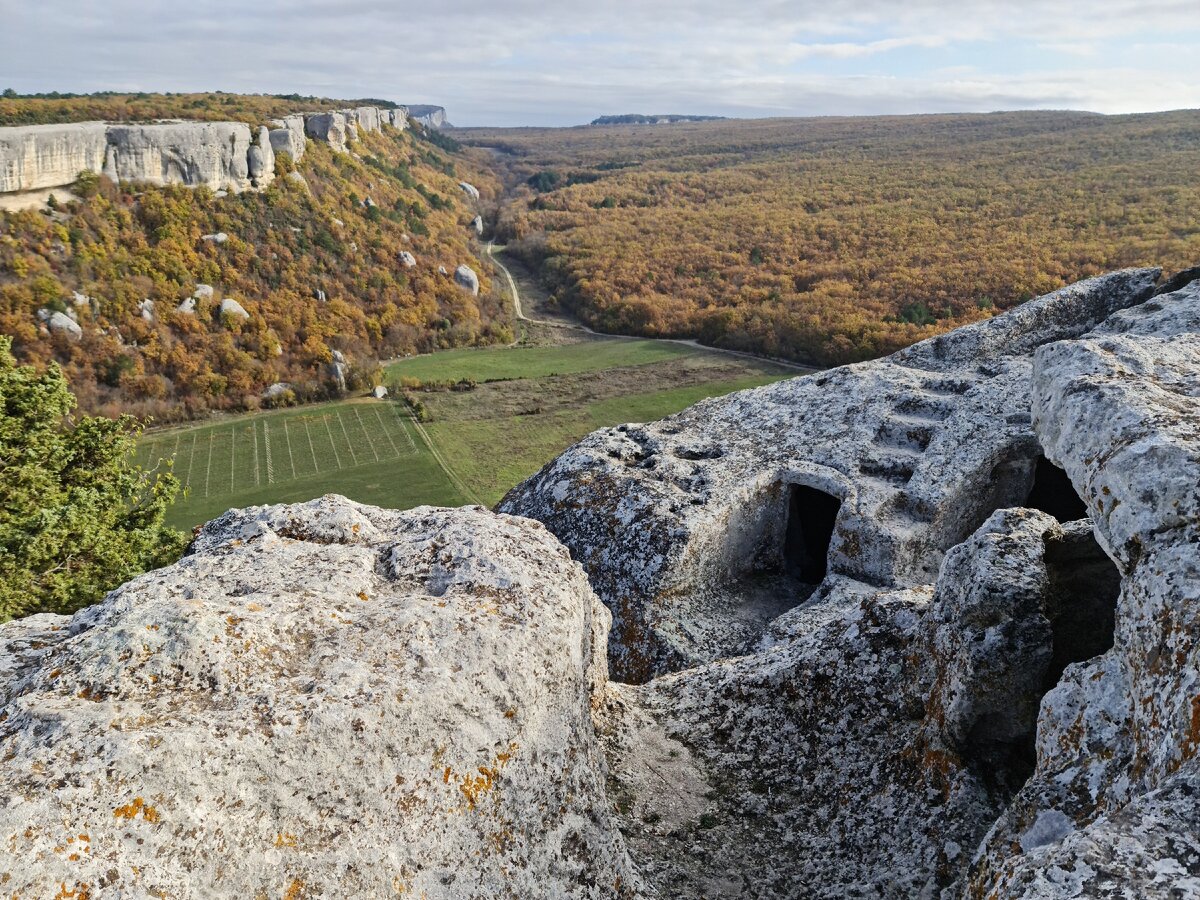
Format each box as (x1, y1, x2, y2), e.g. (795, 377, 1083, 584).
(784, 485, 841, 583)
(1025, 455, 1089, 522)
(959, 525, 1121, 795)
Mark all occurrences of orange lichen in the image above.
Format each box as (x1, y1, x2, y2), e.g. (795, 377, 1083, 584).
(113, 798, 160, 824)
(274, 832, 298, 849)
(52, 883, 91, 900)
(283, 878, 305, 900)
(357, 591, 370, 602)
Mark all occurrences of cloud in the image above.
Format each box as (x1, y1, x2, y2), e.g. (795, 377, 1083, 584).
(1, 0, 1198, 125)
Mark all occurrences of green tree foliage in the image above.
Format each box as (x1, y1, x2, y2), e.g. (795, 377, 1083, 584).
(0, 337, 187, 620)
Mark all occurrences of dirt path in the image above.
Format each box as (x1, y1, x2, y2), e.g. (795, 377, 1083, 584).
(486, 242, 819, 373)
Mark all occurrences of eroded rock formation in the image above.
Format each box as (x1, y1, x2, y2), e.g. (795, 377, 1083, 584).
(0, 500, 637, 898)
(2, 266, 1197, 897)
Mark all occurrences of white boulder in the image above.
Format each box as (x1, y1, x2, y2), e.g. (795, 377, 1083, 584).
(218, 298, 249, 320)
(454, 264, 480, 295)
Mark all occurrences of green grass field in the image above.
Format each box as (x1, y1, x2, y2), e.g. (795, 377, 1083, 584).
(385, 338, 695, 383)
(137, 399, 466, 529)
(141, 337, 792, 528)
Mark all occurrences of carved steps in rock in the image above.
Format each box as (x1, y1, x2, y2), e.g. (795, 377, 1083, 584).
(873, 414, 937, 452)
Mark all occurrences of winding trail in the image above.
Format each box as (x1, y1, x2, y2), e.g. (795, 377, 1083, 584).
(486, 241, 819, 374)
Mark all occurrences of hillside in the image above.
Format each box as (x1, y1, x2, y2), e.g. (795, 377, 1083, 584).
(0, 93, 501, 422)
(464, 109, 1200, 366)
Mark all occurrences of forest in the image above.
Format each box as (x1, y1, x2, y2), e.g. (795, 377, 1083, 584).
(464, 110, 1200, 366)
(0, 95, 502, 422)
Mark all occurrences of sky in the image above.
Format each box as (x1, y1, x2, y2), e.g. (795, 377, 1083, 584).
(2, 0, 1199, 127)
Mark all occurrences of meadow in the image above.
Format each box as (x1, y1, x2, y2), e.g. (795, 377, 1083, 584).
(141, 335, 789, 527)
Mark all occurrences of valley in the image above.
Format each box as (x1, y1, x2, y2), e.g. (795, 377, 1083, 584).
(139, 246, 790, 527)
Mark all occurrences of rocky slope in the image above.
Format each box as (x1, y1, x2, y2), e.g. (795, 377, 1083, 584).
(0, 266, 1197, 897)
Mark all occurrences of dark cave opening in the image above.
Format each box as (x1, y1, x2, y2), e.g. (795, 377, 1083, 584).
(961, 527, 1121, 794)
(1024, 455, 1089, 522)
(784, 485, 842, 583)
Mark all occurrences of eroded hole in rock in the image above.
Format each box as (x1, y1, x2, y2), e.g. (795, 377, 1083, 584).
(784, 485, 842, 583)
(1042, 529, 1120, 691)
(960, 526, 1120, 793)
(1024, 455, 1088, 522)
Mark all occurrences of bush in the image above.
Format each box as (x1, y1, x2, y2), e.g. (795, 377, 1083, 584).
(0, 337, 187, 620)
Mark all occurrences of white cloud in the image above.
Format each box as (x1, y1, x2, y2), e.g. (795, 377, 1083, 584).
(0, 0, 1198, 125)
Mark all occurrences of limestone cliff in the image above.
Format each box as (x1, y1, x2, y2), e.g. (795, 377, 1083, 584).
(0, 103, 417, 201)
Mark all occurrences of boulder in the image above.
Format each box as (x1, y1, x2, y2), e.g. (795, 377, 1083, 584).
(201, 232, 228, 244)
(398, 250, 417, 268)
(262, 382, 292, 400)
(459, 181, 481, 200)
(285, 170, 308, 190)
(193, 284, 214, 301)
(454, 264, 480, 295)
(45, 310, 82, 340)
(218, 298, 249, 320)
(0, 498, 637, 897)
(372, 384, 388, 399)
(175, 297, 196, 315)
(138, 298, 155, 322)
(303, 113, 348, 152)
(472, 214, 484, 236)
(314, 288, 327, 302)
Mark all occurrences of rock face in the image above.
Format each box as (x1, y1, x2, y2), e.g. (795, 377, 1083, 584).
(268, 114, 307, 162)
(459, 180, 481, 200)
(501, 267, 1159, 681)
(455, 263, 480, 295)
(304, 112, 348, 153)
(0, 122, 109, 193)
(247, 126, 275, 187)
(1, 103, 423, 202)
(407, 105, 449, 129)
(102, 122, 253, 192)
(472, 214, 484, 236)
(0, 498, 637, 897)
(497, 268, 1200, 896)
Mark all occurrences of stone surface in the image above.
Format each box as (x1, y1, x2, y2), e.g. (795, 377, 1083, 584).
(455, 264, 480, 295)
(0, 122, 109, 192)
(218, 298, 249, 320)
(304, 112, 348, 152)
(247, 126, 275, 187)
(200, 232, 228, 244)
(398, 250, 416, 268)
(0, 498, 638, 898)
(269, 114, 306, 162)
(192, 284, 214, 301)
(459, 180, 480, 200)
(45, 310, 82, 340)
(472, 214, 484, 236)
(501, 267, 1159, 682)
(407, 105, 449, 129)
(968, 278, 1200, 896)
(372, 384, 388, 399)
(138, 298, 155, 322)
(175, 297, 196, 315)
